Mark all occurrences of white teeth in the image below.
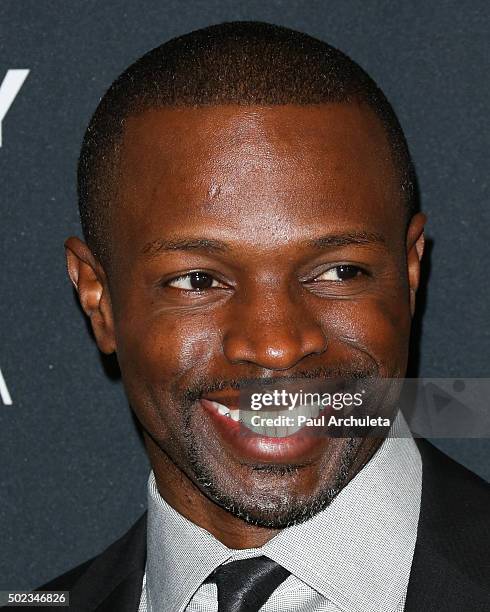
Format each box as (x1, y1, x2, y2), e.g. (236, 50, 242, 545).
(208, 400, 323, 436)
(242, 404, 323, 438)
(275, 424, 289, 437)
(213, 401, 229, 416)
(210, 401, 240, 422)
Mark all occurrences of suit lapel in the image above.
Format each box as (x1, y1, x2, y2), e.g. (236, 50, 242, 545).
(404, 537, 486, 611)
(405, 440, 490, 611)
(95, 569, 146, 612)
(69, 512, 147, 612)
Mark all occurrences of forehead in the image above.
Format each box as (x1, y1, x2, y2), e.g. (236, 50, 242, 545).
(114, 104, 402, 250)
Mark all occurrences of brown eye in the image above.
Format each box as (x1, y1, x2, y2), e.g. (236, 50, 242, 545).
(168, 271, 223, 291)
(188, 271, 214, 289)
(315, 265, 364, 282)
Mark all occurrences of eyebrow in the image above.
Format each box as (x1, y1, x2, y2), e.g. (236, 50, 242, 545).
(141, 238, 230, 257)
(141, 230, 385, 257)
(306, 231, 386, 248)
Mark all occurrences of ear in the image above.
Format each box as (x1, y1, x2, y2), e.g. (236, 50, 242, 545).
(64, 236, 116, 354)
(406, 212, 427, 317)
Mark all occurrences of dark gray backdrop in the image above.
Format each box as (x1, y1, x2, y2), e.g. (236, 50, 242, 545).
(1, 0, 488, 591)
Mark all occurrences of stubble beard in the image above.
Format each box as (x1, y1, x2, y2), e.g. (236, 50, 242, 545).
(183, 424, 363, 529)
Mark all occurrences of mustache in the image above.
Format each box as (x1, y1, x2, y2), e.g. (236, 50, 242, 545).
(181, 364, 378, 405)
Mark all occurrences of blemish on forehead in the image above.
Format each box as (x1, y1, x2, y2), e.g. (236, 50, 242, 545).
(201, 181, 223, 211)
(208, 182, 221, 199)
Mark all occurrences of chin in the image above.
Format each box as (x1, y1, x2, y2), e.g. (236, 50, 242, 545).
(189, 437, 362, 529)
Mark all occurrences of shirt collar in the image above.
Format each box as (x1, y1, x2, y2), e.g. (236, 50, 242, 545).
(145, 412, 421, 612)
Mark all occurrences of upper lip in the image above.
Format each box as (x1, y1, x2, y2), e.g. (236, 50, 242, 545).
(201, 391, 240, 410)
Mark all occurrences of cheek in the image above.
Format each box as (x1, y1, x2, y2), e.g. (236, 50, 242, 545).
(321, 293, 411, 375)
(114, 309, 223, 440)
(116, 311, 221, 386)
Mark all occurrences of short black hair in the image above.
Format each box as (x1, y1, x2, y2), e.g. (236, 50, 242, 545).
(78, 21, 417, 265)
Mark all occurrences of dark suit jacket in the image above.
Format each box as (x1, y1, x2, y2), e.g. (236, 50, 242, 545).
(10, 440, 490, 611)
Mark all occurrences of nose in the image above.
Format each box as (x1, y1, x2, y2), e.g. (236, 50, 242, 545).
(222, 290, 328, 370)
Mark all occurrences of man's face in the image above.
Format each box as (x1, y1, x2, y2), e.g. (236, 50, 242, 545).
(70, 104, 424, 529)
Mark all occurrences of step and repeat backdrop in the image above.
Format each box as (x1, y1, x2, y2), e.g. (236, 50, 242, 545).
(1, 0, 488, 591)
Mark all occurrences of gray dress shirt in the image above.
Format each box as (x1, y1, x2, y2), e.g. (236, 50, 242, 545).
(139, 412, 422, 612)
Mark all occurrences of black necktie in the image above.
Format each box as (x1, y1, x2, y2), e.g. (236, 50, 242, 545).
(206, 556, 291, 612)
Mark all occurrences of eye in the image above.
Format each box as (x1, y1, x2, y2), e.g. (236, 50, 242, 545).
(167, 271, 226, 291)
(314, 265, 365, 282)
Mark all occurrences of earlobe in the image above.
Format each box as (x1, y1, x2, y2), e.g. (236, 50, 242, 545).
(415, 231, 425, 262)
(64, 237, 116, 354)
(406, 212, 427, 317)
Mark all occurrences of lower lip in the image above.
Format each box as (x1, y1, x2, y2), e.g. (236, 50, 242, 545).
(200, 399, 330, 463)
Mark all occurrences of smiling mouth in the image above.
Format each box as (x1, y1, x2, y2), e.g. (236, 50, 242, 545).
(204, 399, 326, 438)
